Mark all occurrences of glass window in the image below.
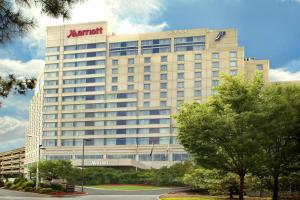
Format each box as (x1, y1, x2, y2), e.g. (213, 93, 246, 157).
(177, 55, 184, 61)
(112, 59, 118, 65)
(143, 101, 150, 107)
(177, 91, 184, 97)
(160, 101, 167, 107)
(160, 74, 168, 80)
(195, 63, 202, 69)
(128, 58, 134, 64)
(230, 51, 237, 58)
(195, 54, 202, 60)
(144, 92, 150, 99)
(195, 72, 202, 78)
(144, 75, 151, 81)
(128, 67, 134, 73)
(144, 83, 150, 90)
(128, 84, 134, 90)
(160, 92, 167, 98)
(212, 80, 219, 86)
(160, 65, 167, 71)
(144, 66, 151, 72)
(230, 70, 238, 76)
(112, 86, 118, 91)
(177, 64, 184, 70)
(256, 64, 263, 70)
(230, 61, 237, 67)
(195, 90, 201, 97)
(177, 72, 184, 79)
(212, 52, 219, 59)
(177, 82, 184, 89)
(160, 83, 167, 89)
(212, 62, 219, 68)
(46, 55, 59, 61)
(212, 71, 219, 77)
(195, 80, 201, 88)
(144, 57, 151, 63)
(161, 56, 168, 62)
(128, 76, 134, 82)
(112, 68, 118, 74)
(46, 47, 59, 53)
(112, 77, 118, 83)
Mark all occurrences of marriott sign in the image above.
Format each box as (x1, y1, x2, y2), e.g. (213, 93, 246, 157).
(67, 27, 103, 38)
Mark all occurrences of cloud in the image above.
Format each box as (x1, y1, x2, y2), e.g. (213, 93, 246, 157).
(0, 116, 26, 152)
(269, 68, 300, 82)
(22, 0, 167, 41)
(0, 59, 44, 77)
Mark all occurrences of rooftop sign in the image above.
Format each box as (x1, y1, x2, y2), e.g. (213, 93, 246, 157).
(67, 27, 103, 38)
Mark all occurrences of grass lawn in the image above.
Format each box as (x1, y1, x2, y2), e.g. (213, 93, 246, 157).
(87, 184, 168, 191)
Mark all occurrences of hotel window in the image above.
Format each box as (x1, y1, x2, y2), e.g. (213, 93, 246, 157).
(160, 92, 167, 98)
(160, 74, 168, 80)
(144, 66, 151, 73)
(144, 92, 150, 99)
(177, 82, 184, 89)
(160, 65, 167, 71)
(177, 100, 184, 107)
(177, 73, 184, 79)
(230, 61, 237, 67)
(128, 76, 134, 82)
(212, 52, 219, 59)
(42, 139, 57, 147)
(45, 63, 59, 70)
(212, 71, 219, 78)
(128, 84, 134, 90)
(144, 83, 151, 90)
(230, 51, 237, 58)
(256, 64, 263, 70)
(195, 72, 202, 78)
(195, 54, 202, 60)
(46, 55, 59, 61)
(144, 57, 151, 63)
(160, 101, 167, 107)
(177, 91, 184, 97)
(128, 58, 134, 64)
(177, 55, 184, 61)
(177, 64, 184, 70)
(144, 75, 151, 81)
(195, 80, 201, 88)
(109, 41, 138, 56)
(112, 77, 118, 83)
(174, 36, 205, 52)
(212, 80, 220, 86)
(195, 63, 202, 69)
(212, 61, 219, 68)
(160, 83, 167, 89)
(128, 67, 134, 73)
(141, 38, 171, 54)
(161, 56, 168, 62)
(230, 70, 238, 76)
(112, 86, 118, 91)
(46, 46, 59, 53)
(112, 59, 118, 65)
(195, 90, 202, 97)
(143, 101, 150, 107)
(112, 68, 118, 74)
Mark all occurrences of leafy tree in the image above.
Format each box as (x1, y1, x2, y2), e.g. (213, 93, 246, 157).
(0, 0, 82, 44)
(176, 74, 265, 200)
(0, 74, 36, 106)
(259, 84, 300, 200)
(29, 160, 75, 182)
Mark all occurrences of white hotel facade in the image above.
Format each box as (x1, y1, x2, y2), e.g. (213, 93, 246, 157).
(24, 21, 269, 169)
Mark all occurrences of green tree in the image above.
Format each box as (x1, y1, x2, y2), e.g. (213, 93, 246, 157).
(259, 84, 300, 200)
(29, 160, 75, 182)
(0, 0, 82, 44)
(176, 74, 265, 200)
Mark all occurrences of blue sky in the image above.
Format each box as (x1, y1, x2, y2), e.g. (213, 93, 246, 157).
(1, 0, 300, 151)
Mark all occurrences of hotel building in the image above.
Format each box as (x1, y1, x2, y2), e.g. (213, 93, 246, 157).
(25, 21, 269, 169)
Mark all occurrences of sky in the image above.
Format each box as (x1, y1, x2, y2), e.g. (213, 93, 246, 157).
(1, 0, 300, 151)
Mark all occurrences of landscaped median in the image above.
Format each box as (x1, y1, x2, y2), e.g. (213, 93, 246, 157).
(87, 184, 169, 191)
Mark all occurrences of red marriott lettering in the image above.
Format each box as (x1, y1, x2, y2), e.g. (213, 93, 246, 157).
(67, 27, 103, 38)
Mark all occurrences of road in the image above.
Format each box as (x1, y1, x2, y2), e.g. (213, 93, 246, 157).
(0, 187, 184, 200)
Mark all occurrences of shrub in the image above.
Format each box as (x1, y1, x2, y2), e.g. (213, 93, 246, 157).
(38, 187, 53, 194)
(22, 181, 34, 189)
(38, 182, 50, 188)
(50, 183, 64, 191)
(10, 185, 18, 190)
(4, 181, 13, 189)
(0, 179, 4, 187)
(24, 186, 34, 192)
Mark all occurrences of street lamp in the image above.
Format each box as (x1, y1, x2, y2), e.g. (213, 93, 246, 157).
(27, 135, 45, 190)
(81, 138, 91, 192)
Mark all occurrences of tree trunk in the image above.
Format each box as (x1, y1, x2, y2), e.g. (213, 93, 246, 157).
(272, 174, 279, 200)
(259, 177, 263, 198)
(239, 174, 245, 200)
